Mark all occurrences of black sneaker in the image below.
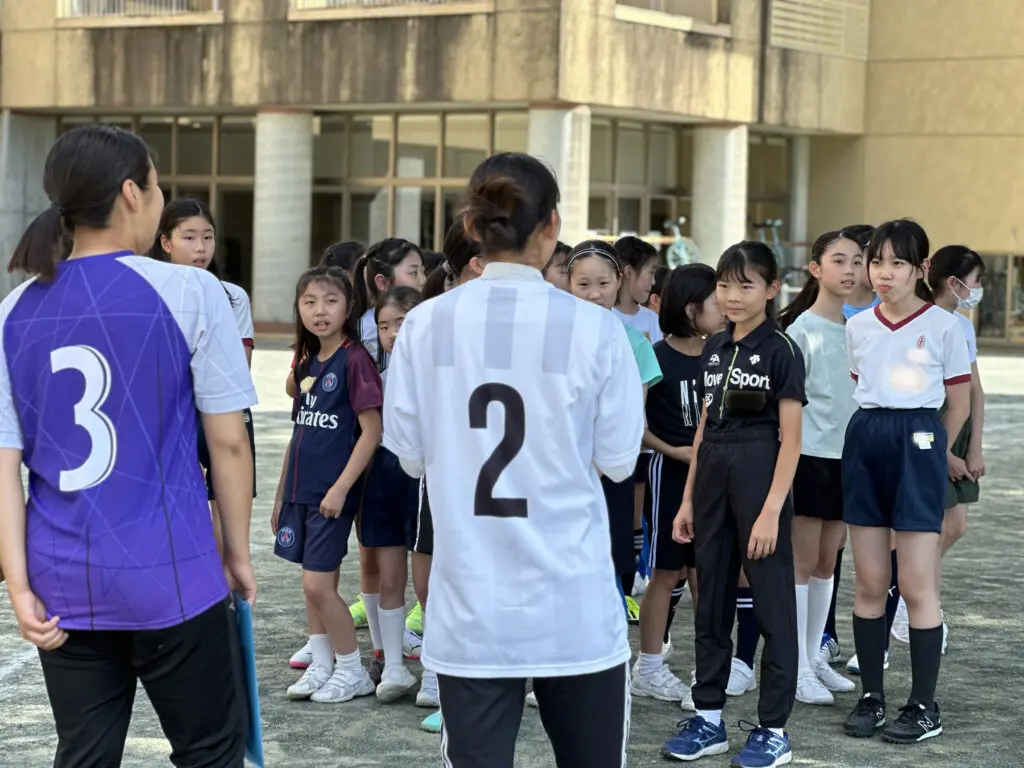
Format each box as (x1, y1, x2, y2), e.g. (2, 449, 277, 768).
(844, 693, 886, 737)
(368, 650, 385, 688)
(882, 701, 942, 744)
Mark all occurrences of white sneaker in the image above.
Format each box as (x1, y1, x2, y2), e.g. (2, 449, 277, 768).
(289, 641, 312, 670)
(796, 670, 834, 705)
(725, 657, 757, 696)
(661, 634, 672, 659)
(813, 658, 856, 692)
(891, 597, 909, 644)
(376, 665, 418, 703)
(286, 662, 332, 700)
(310, 665, 375, 703)
(525, 690, 539, 708)
(632, 573, 648, 597)
(819, 636, 841, 665)
(846, 651, 889, 675)
(679, 687, 696, 712)
(631, 660, 691, 702)
(403, 627, 423, 660)
(416, 669, 440, 708)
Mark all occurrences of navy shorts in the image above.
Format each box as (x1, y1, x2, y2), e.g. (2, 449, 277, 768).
(602, 474, 636, 576)
(646, 452, 695, 572)
(274, 502, 355, 572)
(197, 408, 257, 501)
(842, 408, 947, 533)
(358, 448, 418, 549)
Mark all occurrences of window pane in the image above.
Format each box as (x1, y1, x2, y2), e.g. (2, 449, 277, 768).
(139, 117, 173, 174)
(350, 117, 391, 178)
(219, 117, 255, 176)
(176, 117, 214, 176)
(494, 112, 528, 154)
(616, 122, 645, 186)
(350, 187, 389, 246)
(100, 115, 133, 131)
(313, 117, 345, 185)
(648, 127, 677, 190)
(177, 186, 211, 206)
(442, 190, 464, 246)
(444, 114, 488, 178)
(312, 193, 343, 267)
(394, 186, 437, 249)
(397, 115, 440, 179)
(979, 254, 1006, 339)
(591, 119, 613, 184)
(617, 196, 642, 234)
(650, 197, 674, 236)
(588, 196, 610, 234)
(60, 116, 94, 135)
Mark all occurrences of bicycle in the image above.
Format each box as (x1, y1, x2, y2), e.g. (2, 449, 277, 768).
(753, 219, 806, 307)
(664, 216, 702, 268)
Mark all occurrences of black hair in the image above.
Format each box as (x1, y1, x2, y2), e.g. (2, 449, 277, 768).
(613, 236, 659, 272)
(650, 265, 672, 298)
(321, 241, 365, 272)
(841, 224, 875, 250)
(866, 219, 933, 303)
(8, 125, 155, 280)
(778, 229, 863, 329)
(462, 152, 560, 256)
(352, 237, 423, 316)
(421, 266, 448, 300)
(659, 264, 716, 338)
(542, 240, 572, 278)
(292, 266, 362, 388)
(566, 239, 623, 276)
(715, 240, 779, 317)
(421, 249, 445, 275)
(442, 219, 483, 278)
(149, 197, 215, 262)
(928, 245, 985, 297)
(375, 285, 423, 324)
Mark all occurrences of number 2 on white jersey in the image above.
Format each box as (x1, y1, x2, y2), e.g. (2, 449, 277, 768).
(50, 345, 118, 492)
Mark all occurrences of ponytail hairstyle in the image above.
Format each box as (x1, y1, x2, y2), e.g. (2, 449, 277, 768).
(421, 249, 445, 275)
(292, 266, 362, 388)
(375, 285, 423, 324)
(659, 264, 715, 337)
(867, 219, 933, 303)
(352, 237, 423, 318)
(442, 219, 484, 281)
(928, 245, 984, 299)
(9, 125, 156, 281)
(840, 224, 875, 251)
(462, 152, 560, 257)
(421, 266, 448, 300)
(613, 236, 659, 273)
(715, 241, 780, 318)
(321, 241, 365, 273)
(778, 229, 861, 329)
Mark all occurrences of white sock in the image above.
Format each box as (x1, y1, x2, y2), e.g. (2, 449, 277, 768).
(335, 648, 362, 671)
(361, 593, 383, 651)
(637, 652, 662, 677)
(380, 606, 407, 668)
(807, 576, 834, 664)
(764, 726, 784, 738)
(795, 583, 810, 674)
(309, 634, 333, 670)
(697, 709, 722, 727)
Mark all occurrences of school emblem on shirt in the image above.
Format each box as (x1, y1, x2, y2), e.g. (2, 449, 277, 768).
(277, 527, 296, 548)
(749, 354, 760, 365)
(321, 372, 338, 392)
(299, 376, 316, 395)
(916, 335, 926, 349)
(709, 354, 720, 367)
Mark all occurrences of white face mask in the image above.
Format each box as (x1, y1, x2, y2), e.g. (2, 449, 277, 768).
(955, 278, 984, 310)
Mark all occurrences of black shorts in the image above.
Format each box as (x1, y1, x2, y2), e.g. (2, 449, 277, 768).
(38, 600, 246, 768)
(842, 408, 946, 533)
(274, 502, 355, 572)
(437, 663, 629, 768)
(602, 475, 635, 576)
(634, 452, 652, 483)
(412, 476, 434, 556)
(645, 452, 694, 571)
(793, 455, 844, 521)
(197, 408, 257, 501)
(358, 448, 418, 548)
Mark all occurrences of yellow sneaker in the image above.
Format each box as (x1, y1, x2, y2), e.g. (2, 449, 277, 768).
(626, 596, 641, 625)
(350, 597, 368, 629)
(406, 601, 423, 634)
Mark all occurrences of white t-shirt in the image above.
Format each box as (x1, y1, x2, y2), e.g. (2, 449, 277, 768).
(954, 311, 977, 364)
(383, 262, 644, 679)
(613, 306, 663, 345)
(847, 304, 971, 410)
(787, 311, 856, 460)
(222, 281, 255, 349)
(360, 308, 390, 371)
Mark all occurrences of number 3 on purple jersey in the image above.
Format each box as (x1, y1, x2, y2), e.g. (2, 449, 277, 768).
(50, 344, 117, 493)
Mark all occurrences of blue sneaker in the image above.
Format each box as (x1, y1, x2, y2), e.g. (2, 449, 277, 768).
(661, 716, 729, 761)
(730, 722, 792, 767)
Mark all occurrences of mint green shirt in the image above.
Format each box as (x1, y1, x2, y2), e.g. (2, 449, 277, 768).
(624, 323, 663, 387)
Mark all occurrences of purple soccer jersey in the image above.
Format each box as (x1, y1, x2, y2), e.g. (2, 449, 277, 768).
(0, 252, 257, 630)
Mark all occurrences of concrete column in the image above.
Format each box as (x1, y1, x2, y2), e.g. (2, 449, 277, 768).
(0, 111, 57, 297)
(691, 125, 749, 266)
(789, 135, 810, 266)
(527, 106, 591, 247)
(252, 110, 313, 325)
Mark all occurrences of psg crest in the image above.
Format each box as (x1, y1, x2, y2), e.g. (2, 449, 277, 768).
(321, 372, 338, 392)
(277, 527, 296, 548)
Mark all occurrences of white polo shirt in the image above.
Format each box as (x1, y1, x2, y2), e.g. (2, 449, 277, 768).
(382, 261, 644, 679)
(847, 304, 971, 410)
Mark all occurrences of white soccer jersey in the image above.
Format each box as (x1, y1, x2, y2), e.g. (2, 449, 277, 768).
(383, 262, 644, 679)
(223, 281, 255, 349)
(847, 304, 971, 410)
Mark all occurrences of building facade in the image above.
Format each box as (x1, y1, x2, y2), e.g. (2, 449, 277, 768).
(0, 1, 1012, 341)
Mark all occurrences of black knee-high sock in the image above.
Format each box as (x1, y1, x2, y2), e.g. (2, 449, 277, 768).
(853, 614, 887, 700)
(633, 528, 644, 575)
(735, 587, 758, 668)
(620, 573, 634, 600)
(825, 547, 843, 641)
(885, 549, 900, 651)
(664, 578, 687, 644)
(908, 626, 943, 708)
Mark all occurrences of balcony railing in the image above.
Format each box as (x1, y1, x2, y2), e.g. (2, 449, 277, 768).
(616, 0, 730, 25)
(57, 0, 221, 18)
(290, 0, 492, 15)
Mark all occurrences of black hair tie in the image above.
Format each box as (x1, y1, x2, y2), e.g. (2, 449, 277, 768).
(51, 202, 66, 216)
